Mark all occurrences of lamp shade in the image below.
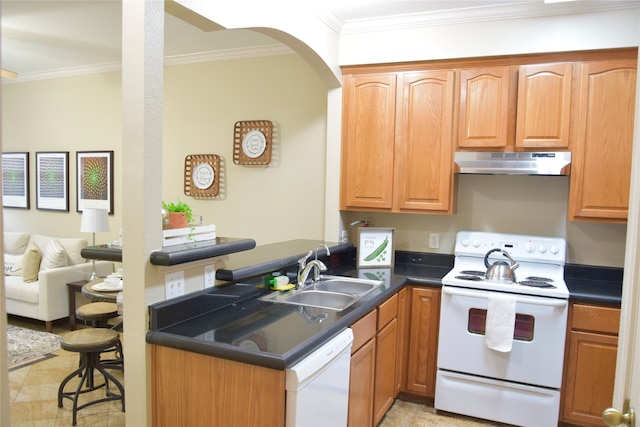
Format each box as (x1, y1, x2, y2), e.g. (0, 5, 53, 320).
(80, 208, 110, 233)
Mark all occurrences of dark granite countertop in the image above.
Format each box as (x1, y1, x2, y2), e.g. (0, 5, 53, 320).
(215, 239, 355, 282)
(149, 237, 256, 266)
(146, 242, 623, 371)
(565, 263, 623, 306)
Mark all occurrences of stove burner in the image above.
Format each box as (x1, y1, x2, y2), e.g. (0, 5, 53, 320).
(524, 276, 554, 283)
(459, 270, 485, 277)
(455, 275, 484, 281)
(519, 280, 556, 288)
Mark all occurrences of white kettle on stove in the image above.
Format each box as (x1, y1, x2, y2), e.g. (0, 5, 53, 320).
(484, 248, 519, 283)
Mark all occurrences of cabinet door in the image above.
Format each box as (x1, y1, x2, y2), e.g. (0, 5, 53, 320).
(562, 331, 618, 426)
(395, 288, 409, 394)
(341, 73, 397, 210)
(394, 70, 455, 213)
(458, 66, 512, 148)
(516, 63, 574, 148)
(569, 59, 637, 222)
(373, 317, 398, 425)
(152, 345, 285, 427)
(348, 338, 376, 427)
(405, 287, 440, 397)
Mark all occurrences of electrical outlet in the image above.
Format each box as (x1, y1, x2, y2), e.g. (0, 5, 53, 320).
(165, 271, 185, 299)
(204, 264, 216, 289)
(429, 233, 440, 249)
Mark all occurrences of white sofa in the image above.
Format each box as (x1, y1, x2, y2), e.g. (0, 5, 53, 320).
(4, 232, 114, 332)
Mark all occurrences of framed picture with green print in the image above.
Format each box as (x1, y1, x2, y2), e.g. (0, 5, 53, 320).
(357, 227, 395, 268)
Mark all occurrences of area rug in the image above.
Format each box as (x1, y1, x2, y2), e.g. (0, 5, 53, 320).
(6, 324, 61, 367)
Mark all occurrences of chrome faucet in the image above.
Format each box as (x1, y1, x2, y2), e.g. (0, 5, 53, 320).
(297, 259, 327, 289)
(296, 245, 331, 289)
(315, 244, 330, 261)
(296, 250, 314, 287)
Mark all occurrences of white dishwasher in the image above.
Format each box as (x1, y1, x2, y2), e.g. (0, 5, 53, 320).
(285, 328, 353, 427)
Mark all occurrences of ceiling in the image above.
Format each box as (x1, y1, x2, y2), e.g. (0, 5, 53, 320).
(1, 0, 637, 81)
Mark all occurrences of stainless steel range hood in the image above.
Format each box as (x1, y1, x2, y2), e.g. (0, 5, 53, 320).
(455, 152, 571, 175)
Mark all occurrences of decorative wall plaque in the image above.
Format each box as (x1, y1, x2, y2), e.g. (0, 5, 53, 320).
(184, 154, 220, 198)
(233, 120, 273, 165)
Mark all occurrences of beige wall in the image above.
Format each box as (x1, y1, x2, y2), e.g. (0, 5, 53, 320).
(342, 175, 627, 267)
(2, 72, 123, 242)
(2, 54, 328, 247)
(2, 51, 628, 267)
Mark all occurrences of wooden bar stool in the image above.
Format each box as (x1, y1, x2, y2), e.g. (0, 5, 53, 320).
(57, 329, 125, 426)
(76, 302, 123, 367)
(76, 302, 119, 328)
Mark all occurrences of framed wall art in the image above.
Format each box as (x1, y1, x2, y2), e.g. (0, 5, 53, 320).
(76, 150, 114, 214)
(184, 154, 220, 198)
(36, 151, 69, 211)
(233, 120, 273, 165)
(2, 152, 29, 209)
(357, 227, 395, 268)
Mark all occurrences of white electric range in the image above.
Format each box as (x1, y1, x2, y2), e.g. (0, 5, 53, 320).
(435, 231, 569, 427)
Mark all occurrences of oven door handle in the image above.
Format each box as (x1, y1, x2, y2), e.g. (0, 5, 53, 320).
(442, 286, 567, 307)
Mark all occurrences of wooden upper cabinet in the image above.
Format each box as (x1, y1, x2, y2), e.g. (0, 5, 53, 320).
(341, 69, 456, 215)
(341, 73, 397, 210)
(394, 70, 456, 213)
(516, 63, 574, 149)
(569, 59, 637, 223)
(458, 66, 512, 149)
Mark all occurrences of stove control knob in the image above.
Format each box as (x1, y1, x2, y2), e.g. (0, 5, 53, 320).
(461, 239, 470, 247)
(472, 239, 481, 248)
(525, 242, 535, 253)
(550, 245, 560, 255)
(538, 244, 547, 254)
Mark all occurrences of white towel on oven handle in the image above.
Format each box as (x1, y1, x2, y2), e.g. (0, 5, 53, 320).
(485, 293, 516, 352)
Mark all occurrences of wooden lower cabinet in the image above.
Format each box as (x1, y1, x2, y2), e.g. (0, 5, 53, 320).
(152, 344, 285, 427)
(349, 310, 377, 427)
(373, 293, 399, 425)
(561, 303, 620, 426)
(348, 292, 402, 427)
(404, 287, 441, 397)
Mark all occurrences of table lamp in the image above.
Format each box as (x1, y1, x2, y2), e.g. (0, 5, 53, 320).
(81, 208, 109, 280)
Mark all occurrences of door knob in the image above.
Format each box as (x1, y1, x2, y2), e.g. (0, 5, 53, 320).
(603, 399, 635, 427)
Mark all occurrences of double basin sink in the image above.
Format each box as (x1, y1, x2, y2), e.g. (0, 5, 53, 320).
(259, 275, 385, 311)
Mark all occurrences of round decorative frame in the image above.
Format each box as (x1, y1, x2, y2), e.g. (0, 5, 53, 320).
(233, 120, 272, 165)
(184, 154, 220, 198)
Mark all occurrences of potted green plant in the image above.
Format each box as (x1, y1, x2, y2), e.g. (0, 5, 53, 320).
(162, 200, 193, 229)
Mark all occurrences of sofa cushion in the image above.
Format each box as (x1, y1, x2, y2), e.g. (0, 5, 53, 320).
(4, 254, 23, 276)
(23, 241, 42, 283)
(41, 239, 69, 270)
(4, 232, 30, 255)
(29, 234, 87, 266)
(4, 275, 39, 304)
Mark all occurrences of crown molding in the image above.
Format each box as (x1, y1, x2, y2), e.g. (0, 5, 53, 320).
(2, 44, 294, 84)
(327, 1, 639, 34)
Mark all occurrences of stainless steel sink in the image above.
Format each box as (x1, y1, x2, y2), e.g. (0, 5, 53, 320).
(258, 275, 384, 311)
(313, 275, 383, 297)
(285, 290, 358, 310)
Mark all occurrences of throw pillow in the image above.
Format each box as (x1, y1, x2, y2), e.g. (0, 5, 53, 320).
(22, 241, 42, 283)
(4, 254, 23, 276)
(41, 238, 69, 270)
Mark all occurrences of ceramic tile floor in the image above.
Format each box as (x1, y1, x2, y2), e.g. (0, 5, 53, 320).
(8, 317, 505, 427)
(379, 398, 507, 427)
(8, 317, 125, 427)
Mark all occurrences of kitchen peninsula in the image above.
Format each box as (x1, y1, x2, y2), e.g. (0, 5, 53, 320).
(146, 239, 622, 427)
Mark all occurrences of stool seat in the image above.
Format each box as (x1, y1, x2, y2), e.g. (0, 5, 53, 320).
(58, 329, 125, 425)
(60, 328, 120, 352)
(76, 302, 118, 321)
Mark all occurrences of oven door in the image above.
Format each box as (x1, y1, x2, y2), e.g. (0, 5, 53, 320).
(437, 285, 568, 389)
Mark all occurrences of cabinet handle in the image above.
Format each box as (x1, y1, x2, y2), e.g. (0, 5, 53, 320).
(442, 287, 567, 307)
